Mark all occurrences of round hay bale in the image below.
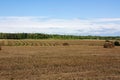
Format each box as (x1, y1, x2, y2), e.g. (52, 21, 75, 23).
(114, 41, 120, 46)
(63, 43, 69, 46)
(103, 41, 114, 48)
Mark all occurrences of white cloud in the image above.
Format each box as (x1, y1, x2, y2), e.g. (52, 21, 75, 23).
(0, 16, 120, 36)
(94, 18, 120, 22)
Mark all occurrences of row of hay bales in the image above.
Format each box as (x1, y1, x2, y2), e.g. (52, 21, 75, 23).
(0, 42, 69, 51)
(0, 40, 120, 50)
(0, 40, 70, 46)
(103, 40, 120, 48)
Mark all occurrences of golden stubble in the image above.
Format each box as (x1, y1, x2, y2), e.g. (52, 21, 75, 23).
(0, 40, 120, 80)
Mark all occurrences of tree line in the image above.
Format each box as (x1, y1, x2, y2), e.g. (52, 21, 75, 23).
(0, 33, 120, 40)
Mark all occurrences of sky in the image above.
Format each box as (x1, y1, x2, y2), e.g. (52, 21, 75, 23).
(0, 0, 120, 36)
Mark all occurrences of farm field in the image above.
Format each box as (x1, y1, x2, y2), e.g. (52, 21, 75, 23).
(0, 40, 120, 80)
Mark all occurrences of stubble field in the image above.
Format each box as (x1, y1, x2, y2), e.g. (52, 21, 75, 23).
(0, 40, 120, 80)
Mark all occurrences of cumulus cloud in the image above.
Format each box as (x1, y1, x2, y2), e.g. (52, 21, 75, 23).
(0, 16, 120, 36)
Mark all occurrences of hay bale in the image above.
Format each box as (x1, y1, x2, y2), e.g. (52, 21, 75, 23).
(114, 41, 120, 46)
(103, 41, 114, 48)
(0, 46, 1, 50)
(63, 43, 69, 46)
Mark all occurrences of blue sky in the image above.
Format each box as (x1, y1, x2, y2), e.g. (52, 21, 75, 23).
(0, 0, 120, 36)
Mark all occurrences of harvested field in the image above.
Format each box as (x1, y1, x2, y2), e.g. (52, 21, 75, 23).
(0, 40, 120, 80)
(0, 39, 105, 46)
